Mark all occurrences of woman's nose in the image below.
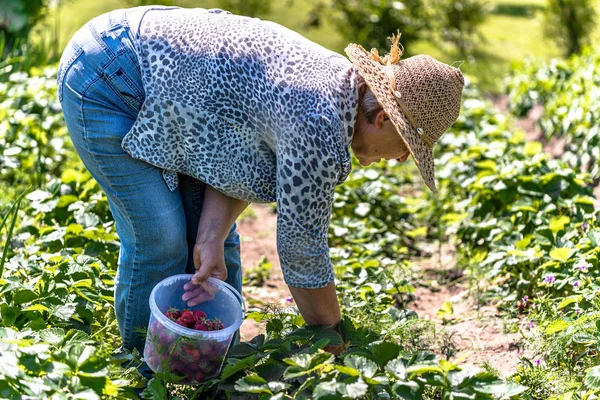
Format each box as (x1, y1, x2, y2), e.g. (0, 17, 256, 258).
(396, 152, 409, 162)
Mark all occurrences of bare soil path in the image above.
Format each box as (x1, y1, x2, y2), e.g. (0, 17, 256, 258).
(410, 243, 529, 378)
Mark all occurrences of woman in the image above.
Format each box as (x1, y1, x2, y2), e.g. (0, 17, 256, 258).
(57, 5, 463, 357)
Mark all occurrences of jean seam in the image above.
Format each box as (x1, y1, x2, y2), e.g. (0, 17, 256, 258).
(80, 93, 139, 347)
(57, 43, 83, 102)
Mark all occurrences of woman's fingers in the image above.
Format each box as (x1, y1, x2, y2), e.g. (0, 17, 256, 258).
(181, 287, 204, 302)
(186, 291, 214, 307)
(182, 279, 218, 306)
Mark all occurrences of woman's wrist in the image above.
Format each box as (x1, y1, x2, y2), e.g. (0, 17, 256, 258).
(195, 219, 230, 244)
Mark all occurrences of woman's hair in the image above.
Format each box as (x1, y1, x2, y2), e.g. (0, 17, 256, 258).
(361, 87, 383, 124)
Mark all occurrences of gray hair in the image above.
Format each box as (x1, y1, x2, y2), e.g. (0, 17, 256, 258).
(361, 88, 383, 123)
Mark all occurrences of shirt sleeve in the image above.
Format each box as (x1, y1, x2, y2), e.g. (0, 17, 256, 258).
(276, 115, 342, 289)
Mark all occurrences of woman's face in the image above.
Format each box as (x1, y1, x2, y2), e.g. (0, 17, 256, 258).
(351, 108, 411, 166)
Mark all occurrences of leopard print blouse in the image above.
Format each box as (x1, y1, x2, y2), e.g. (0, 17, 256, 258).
(122, 7, 360, 289)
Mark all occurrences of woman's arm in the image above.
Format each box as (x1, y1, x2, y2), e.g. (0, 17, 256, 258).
(192, 185, 249, 283)
(196, 185, 249, 245)
(288, 282, 341, 326)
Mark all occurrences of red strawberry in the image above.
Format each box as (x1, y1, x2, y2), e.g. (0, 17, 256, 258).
(176, 314, 196, 328)
(194, 370, 205, 382)
(198, 340, 212, 355)
(171, 361, 185, 373)
(193, 321, 208, 331)
(147, 356, 158, 368)
(165, 308, 181, 320)
(193, 310, 206, 320)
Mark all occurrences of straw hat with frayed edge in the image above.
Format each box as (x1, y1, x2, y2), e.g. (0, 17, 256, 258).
(345, 33, 464, 194)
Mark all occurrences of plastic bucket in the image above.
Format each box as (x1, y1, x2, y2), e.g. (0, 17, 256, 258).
(143, 274, 245, 384)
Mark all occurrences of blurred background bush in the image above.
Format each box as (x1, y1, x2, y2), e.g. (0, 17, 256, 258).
(1, 0, 599, 92)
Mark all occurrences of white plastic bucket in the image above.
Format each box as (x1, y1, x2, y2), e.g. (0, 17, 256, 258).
(143, 274, 245, 384)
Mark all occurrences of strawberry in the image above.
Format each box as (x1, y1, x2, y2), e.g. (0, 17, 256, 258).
(192, 310, 206, 320)
(147, 356, 158, 368)
(198, 340, 212, 354)
(194, 370, 205, 382)
(176, 314, 196, 328)
(171, 361, 185, 374)
(165, 308, 181, 320)
(193, 321, 208, 331)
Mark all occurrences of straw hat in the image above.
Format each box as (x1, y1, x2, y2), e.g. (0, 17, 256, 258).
(345, 34, 464, 194)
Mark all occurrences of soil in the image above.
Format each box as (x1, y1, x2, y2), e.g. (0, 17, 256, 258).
(236, 204, 291, 341)
(410, 243, 530, 378)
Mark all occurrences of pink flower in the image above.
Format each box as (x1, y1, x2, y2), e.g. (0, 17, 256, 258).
(544, 275, 556, 284)
(529, 321, 535, 329)
(285, 297, 293, 303)
(522, 296, 528, 303)
(574, 281, 579, 288)
(534, 359, 541, 366)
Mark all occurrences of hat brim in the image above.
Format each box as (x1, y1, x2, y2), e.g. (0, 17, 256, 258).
(345, 43, 437, 194)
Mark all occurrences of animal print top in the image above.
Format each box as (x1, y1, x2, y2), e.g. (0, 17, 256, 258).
(122, 7, 360, 289)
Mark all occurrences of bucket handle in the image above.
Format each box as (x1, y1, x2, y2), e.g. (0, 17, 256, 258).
(205, 276, 247, 319)
(229, 286, 247, 318)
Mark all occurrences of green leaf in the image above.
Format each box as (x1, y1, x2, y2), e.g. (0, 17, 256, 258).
(475, 382, 529, 398)
(436, 301, 454, 320)
(234, 374, 272, 394)
(140, 378, 168, 400)
(51, 304, 76, 321)
(341, 380, 368, 398)
(23, 304, 50, 313)
(369, 341, 402, 368)
(557, 295, 583, 309)
(585, 366, 600, 389)
(392, 380, 423, 399)
(524, 141, 542, 156)
(335, 365, 360, 377)
(344, 355, 377, 378)
(283, 353, 311, 369)
(313, 381, 343, 400)
(545, 319, 571, 335)
(406, 364, 445, 376)
(220, 354, 255, 380)
(13, 289, 37, 305)
(39, 328, 65, 345)
(385, 358, 407, 380)
(549, 216, 570, 234)
(549, 247, 573, 262)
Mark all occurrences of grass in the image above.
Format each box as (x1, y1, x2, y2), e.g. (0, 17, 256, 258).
(36, 0, 600, 94)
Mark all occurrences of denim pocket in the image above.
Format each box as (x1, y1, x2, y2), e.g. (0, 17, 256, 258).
(57, 42, 83, 102)
(102, 65, 144, 113)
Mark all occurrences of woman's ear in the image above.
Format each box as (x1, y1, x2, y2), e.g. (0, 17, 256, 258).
(374, 109, 388, 128)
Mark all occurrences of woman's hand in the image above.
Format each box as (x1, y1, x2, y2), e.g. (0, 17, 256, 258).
(182, 240, 225, 307)
(181, 184, 249, 306)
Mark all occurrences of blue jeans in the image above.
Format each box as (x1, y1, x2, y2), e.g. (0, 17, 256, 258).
(57, 7, 243, 356)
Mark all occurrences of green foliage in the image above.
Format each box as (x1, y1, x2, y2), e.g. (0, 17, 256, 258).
(427, 0, 489, 56)
(243, 256, 272, 286)
(123, 0, 173, 6)
(0, 0, 47, 57)
(543, 0, 597, 57)
(327, 0, 431, 54)
(505, 49, 600, 178)
(216, 0, 276, 17)
(0, 68, 72, 189)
